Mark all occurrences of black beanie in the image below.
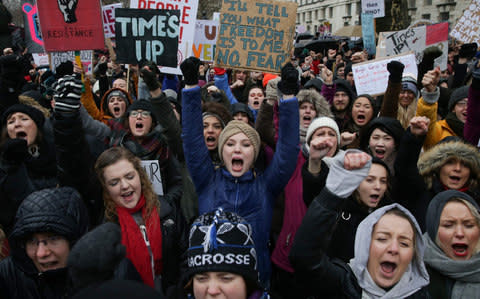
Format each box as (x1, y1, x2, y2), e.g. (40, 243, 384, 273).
(448, 86, 469, 111)
(335, 79, 355, 102)
(126, 100, 157, 125)
(2, 104, 45, 129)
(186, 208, 260, 286)
(230, 102, 254, 124)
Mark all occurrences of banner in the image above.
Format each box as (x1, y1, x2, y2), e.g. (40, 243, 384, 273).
(192, 20, 219, 62)
(130, 0, 199, 75)
(450, 0, 480, 45)
(362, 13, 376, 56)
(215, 0, 297, 74)
(50, 51, 93, 74)
(383, 22, 448, 70)
(102, 3, 122, 39)
(114, 8, 179, 66)
(36, 0, 104, 51)
(361, 0, 385, 18)
(141, 160, 164, 196)
(22, 0, 44, 53)
(352, 52, 417, 96)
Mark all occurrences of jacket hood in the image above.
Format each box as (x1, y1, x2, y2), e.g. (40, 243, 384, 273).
(418, 140, 480, 190)
(100, 88, 133, 118)
(297, 88, 333, 118)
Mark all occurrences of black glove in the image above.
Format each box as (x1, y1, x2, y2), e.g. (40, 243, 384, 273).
(459, 43, 478, 60)
(94, 61, 108, 77)
(140, 68, 160, 91)
(53, 75, 83, 113)
(422, 46, 443, 63)
(387, 60, 405, 83)
(180, 56, 201, 85)
(2, 138, 28, 164)
(277, 62, 299, 95)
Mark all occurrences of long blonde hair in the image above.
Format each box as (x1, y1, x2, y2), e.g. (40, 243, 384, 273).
(94, 147, 159, 221)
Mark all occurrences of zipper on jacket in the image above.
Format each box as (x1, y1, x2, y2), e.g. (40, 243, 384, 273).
(234, 179, 239, 212)
(286, 233, 291, 246)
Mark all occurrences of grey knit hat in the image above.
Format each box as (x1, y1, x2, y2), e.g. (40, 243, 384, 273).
(448, 86, 468, 111)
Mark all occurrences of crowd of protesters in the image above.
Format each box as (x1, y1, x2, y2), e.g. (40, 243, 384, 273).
(0, 4, 480, 298)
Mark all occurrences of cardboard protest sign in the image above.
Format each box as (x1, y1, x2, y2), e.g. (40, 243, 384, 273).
(384, 22, 448, 70)
(22, 0, 44, 53)
(114, 8, 179, 66)
(130, 0, 199, 75)
(141, 160, 164, 196)
(193, 20, 219, 62)
(450, 0, 480, 45)
(352, 52, 417, 96)
(50, 51, 93, 74)
(361, 0, 385, 18)
(102, 3, 122, 39)
(36, 0, 104, 51)
(216, 0, 297, 74)
(362, 13, 376, 56)
(32, 53, 49, 67)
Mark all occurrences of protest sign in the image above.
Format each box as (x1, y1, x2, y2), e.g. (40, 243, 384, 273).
(193, 20, 219, 62)
(384, 22, 448, 70)
(22, 0, 44, 53)
(50, 51, 93, 74)
(362, 13, 376, 56)
(130, 0, 199, 75)
(32, 53, 49, 67)
(450, 0, 480, 45)
(361, 0, 385, 18)
(141, 160, 164, 196)
(215, 0, 297, 74)
(36, 0, 104, 51)
(352, 52, 417, 96)
(114, 8, 179, 66)
(102, 3, 122, 39)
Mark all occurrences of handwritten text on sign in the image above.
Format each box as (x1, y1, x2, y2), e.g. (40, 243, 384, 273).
(141, 160, 164, 196)
(114, 9, 179, 66)
(102, 3, 122, 38)
(450, 0, 480, 45)
(216, 0, 297, 74)
(352, 52, 417, 96)
(193, 20, 219, 62)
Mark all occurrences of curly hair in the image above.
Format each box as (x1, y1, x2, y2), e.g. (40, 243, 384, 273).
(94, 147, 159, 222)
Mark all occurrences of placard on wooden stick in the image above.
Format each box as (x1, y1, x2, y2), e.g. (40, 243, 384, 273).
(215, 0, 297, 74)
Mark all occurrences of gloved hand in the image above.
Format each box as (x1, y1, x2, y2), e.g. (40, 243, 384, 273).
(387, 60, 404, 83)
(277, 62, 299, 95)
(93, 58, 108, 77)
(422, 46, 443, 64)
(459, 43, 478, 60)
(52, 75, 83, 113)
(180, 56, 201, 85)
(323, 149, 371, 198)
(140, 68, 160, 91)
(2, 138, 28, 164)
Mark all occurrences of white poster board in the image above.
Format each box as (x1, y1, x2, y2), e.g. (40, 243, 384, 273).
(102, 3, 122, 39)
(32, 53, 50, 67)
(450, 0, 480, 45)
(193, 19, 218, 62)
(130, 0, 199, 75)
(361, 0, 385, 18)
(50, 51, 93, 74)
(141, 160, 164, 196)
(352, 52, 417, 96)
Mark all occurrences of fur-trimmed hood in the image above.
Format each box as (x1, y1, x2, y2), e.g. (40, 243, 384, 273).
(418, 141, 480, 189)
(296, 89, 333, 118)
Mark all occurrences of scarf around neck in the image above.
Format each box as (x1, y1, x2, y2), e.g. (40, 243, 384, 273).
(445, 112, 464, 138)
(116, 194, 162, 287)
(424, 234, 480, 299)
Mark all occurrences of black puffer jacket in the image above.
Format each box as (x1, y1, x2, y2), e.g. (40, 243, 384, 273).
(0, 187, 89, 299)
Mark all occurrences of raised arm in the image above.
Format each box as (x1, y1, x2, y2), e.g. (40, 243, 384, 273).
(214, 68, 238, 105)
(380, 61, 404, 118)
(464, 63, 480, 147)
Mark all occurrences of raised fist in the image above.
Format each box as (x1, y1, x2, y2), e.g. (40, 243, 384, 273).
(57, 0, 78, 23)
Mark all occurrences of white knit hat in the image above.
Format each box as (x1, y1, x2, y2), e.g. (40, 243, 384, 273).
(305, 116, 341, 146)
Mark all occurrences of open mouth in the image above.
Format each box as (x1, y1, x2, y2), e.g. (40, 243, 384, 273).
(374, 149, 386, 158)
(114, 107, 120, 113)
(380, 262, 397, 275)
(253, 101, 259, 106)
(449, 175, 461, 183)
(452, 243, 468, 256)
(40, 261, 59, 269)
(206, 136, 216, 143)
(16, 131, 27, 139)
(232, 158, 244, 172)
(135, 123, 144, 129)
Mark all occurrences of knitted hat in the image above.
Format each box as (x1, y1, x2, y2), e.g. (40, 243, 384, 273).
(401, 75, 418, 97)
(448, 86, 468, 111)
(303, 78, 323, 93)
(2, 104, 45, 129)
(126, 100, 157, 125)
(305, 116, 340, 145)
(202, 101, 232, 128)
(218, 120, 261, 161)
(359, 117, 404, 151)
(230, 102, 254, 124)
(262, 73, 278, 88)
(107, 90, 128, 104)
(186, 208, 259, 285)
(334, 79, 355, 103)
(265, 77, 280, 100)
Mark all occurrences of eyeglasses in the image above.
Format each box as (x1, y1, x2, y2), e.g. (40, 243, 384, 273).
(456, 101, 468, 108)
(129, 110, 151, 118)
(25, 235, 65, 252)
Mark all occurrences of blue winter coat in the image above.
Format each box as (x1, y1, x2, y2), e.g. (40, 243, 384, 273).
(181, 86, 299, 284)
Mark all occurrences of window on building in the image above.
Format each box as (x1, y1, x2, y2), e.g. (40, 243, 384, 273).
(440, 12, 449, 21)
(308, 11, 312, 21)
(424, 0, 432, 5)
(321, 8, 325, 19)
(302, 12, 306, 22)
(329, 7, 333, 18)
(346, 3, 351, 16)
(409, 0, 416, 8)
(422, 13, 430, 20)
(314, 10, 318, 20)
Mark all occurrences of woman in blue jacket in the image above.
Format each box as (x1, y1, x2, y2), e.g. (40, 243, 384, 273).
(180, 57, 300, 285)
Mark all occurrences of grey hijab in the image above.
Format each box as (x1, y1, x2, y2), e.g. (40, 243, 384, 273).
(349, 204, 430, 299)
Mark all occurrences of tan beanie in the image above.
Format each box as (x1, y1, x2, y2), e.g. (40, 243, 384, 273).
(218, 120, 261, 162)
